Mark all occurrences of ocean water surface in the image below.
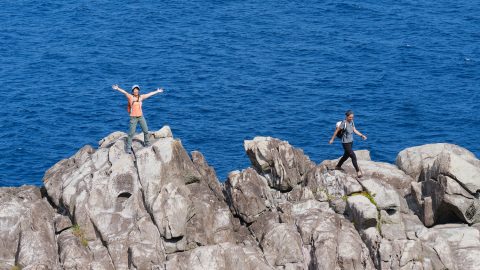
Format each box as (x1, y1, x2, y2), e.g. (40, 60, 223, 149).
(0, 0, 479, 186)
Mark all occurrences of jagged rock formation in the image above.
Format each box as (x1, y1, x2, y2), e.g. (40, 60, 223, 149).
(1, 127, 479, 270)
(397, 144, 480, 226)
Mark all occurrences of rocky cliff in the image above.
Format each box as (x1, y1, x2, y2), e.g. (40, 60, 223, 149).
(1, 126, 480, 270)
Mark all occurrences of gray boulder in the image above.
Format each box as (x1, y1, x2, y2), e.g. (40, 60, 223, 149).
(225, 168, 273, 224)
(0, 186, 60, 270)
(359, 179, 402, 213)
(398, 145, 480, 226)
(431, 151, 480, 194)
(244, 137, 315, 191)
(183, 181, 237, 247)
(153, 182, 193, 240)
(260, 223, 304, 268)
(396, 143, 478, 181)
(417, 224, 480, 270)
(346, 194, 378, 230)
(293, 204, 375, 270)
(57, 229, 93, 270)
(304, 163, 363, 200)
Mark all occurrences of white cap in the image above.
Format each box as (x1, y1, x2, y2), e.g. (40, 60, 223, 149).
(131, 85, 140, 90)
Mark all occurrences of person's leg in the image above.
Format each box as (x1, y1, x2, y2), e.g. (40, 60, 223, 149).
(336, 143, 350, 169)
(139, 116, 150, 146)
(126, 117, 139, 152)
(346, 142, 360, 172)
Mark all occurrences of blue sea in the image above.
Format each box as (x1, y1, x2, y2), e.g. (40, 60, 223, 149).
(1, 1, 479, 186)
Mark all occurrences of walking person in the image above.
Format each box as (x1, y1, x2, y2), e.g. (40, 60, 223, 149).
(112, 84, 164, 154)
(329, 110, 367, 178)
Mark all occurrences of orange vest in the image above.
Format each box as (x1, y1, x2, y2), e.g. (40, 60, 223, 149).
(127, 95, 143, 117)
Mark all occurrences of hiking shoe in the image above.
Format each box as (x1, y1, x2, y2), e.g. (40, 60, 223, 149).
(334, 166, 344, 171)
(357, 171, 363, 178)
(144, 142, 151, 147)
(126, 149, 132, 154)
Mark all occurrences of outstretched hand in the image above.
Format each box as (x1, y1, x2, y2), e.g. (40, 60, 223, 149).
(156, 88, 164, 93)
(112, 84, 119, 90)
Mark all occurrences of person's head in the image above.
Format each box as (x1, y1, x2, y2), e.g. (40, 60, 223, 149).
(345, 110, 354, 121)
(131, 85, 140, 96)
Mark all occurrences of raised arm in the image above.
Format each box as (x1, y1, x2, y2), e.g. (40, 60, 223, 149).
(141, 88, 164, 100)
(112, 84, 130, 98)
(353, 127, 367, 140)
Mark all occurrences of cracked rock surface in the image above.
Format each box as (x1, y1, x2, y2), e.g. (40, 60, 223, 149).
(1, 127, 479, 270)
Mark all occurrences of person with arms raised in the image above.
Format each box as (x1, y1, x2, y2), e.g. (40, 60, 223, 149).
(112, 84, 164, 154)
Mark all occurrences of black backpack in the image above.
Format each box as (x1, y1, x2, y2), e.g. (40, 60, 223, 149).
(336, 121, 353, 139)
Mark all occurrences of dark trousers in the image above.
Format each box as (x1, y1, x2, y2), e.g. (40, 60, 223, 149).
(336, 142, 360, 172)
